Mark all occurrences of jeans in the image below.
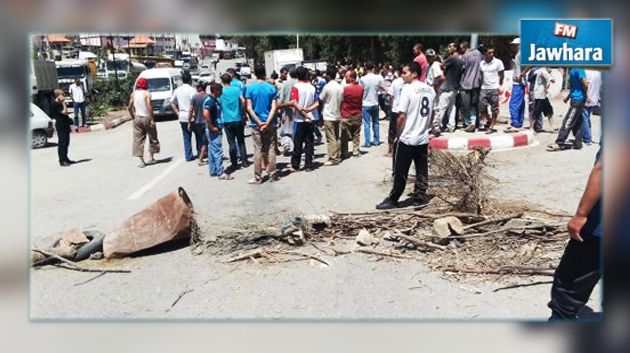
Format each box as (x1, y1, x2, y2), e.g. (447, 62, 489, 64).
(223, 120, 248, 166)
(556, 99, 585, 149)
(362, 105, 380, 146)
(548, 236, 600, 320)
(206, 127, 224, 176)
(180, 122, 194, 161)
(509, 83, 526, 128)
(459, 88, 480, 127)
(582, 106, 593, 143)
(73, 101, 87, 127)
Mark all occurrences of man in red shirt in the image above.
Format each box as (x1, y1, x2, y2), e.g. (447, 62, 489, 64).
(413, 43, 428, 83)
(340, 70, 364, 158)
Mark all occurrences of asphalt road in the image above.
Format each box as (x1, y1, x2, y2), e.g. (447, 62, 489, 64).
(29, 101, 602, 320)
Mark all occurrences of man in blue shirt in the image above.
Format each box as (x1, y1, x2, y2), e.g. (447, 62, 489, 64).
(547, 68, 589, 151)
(245, 64, 279, 184)
(203, 83, 233, 180)
(220, 73, 250, 170)
(548, 148, 601, 320)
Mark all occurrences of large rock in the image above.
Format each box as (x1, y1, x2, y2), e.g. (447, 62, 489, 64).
(356, 229, 378, 246)
(103, 187, 194, 258)
(432, 217, 464, 239)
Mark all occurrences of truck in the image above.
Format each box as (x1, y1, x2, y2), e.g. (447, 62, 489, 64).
(105, 53, 146, 80)
(263, 48, 304, 77)
(55, 60, 93, 107)
(30, 60, 59, 115)
(302, 59, 328, 72)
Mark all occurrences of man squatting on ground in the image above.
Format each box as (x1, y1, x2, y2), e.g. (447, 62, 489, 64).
(376, 62, 435, 210)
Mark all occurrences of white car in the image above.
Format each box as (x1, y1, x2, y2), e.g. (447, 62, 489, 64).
(31, 103, 55, 149)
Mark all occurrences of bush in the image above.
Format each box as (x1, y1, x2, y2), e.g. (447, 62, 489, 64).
(89, 72, 139, 118)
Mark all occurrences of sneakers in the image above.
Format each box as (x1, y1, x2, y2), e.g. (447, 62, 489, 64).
(376, 198, 398, 210)
(409, 195, 430, 206)
(218, 173, 234, 180)
(324, 161, 339, 166)
(352, 151, 360, 158)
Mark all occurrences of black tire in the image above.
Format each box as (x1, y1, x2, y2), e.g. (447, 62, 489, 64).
(74, 231, 105, 261)
(32, 130, 47, 149)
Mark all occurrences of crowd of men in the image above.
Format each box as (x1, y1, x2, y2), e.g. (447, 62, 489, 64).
(126, 38, 602, 196)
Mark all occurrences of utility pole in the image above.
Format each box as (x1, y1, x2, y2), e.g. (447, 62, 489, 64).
(296, 33, 300, 49)
(471, 33, 478, 49)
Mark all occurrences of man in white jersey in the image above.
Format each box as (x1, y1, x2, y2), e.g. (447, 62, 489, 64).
(376, 62, 436, 210)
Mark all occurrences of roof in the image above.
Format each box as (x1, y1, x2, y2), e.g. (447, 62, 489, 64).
(138, 68, 181, 79)
(129, 34, 155, 45)
(46, 34, 71, 43)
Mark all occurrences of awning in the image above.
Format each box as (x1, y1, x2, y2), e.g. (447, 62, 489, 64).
(129, 34, 154, 45)
(46, 34, 71, 43)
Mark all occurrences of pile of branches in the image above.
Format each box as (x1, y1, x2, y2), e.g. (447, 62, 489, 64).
(193, 204, 569, 280)
(429, 147, 494, 214)
(324, 206, 569, 279)
(192, 149, 569, 281)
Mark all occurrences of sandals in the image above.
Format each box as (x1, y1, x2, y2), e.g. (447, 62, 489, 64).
(546, 143, 563, 152)
(485, 128, 497, 134)
(504, 126, 519, 133)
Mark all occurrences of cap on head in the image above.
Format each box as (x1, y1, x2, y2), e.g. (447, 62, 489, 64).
(510, 37, 520, 45)
(136, 77, 148, 90)
(425, 48, 436, 57)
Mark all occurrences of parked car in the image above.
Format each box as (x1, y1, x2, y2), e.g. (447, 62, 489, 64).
(31, 103, 55, 148)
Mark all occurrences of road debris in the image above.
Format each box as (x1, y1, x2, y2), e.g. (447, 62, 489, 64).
(103, 187, 194, 258)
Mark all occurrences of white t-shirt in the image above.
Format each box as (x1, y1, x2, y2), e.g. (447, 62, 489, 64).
(398, 80, 436, 146)
(585, 70, 602, 107)
(291, 81, 317, 123)
(388, 77, 405, 113)
(479, 58, 505, 90)
(69, 82, 85, 103)
(359, 72, 384, 107)
(533, 68, 552, 100)
(319, 80, 344, 121)
(425, 61, 443, 87)
(170, 84, 196, 122)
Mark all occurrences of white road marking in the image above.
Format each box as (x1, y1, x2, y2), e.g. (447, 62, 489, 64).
(127, 158, 184, 200)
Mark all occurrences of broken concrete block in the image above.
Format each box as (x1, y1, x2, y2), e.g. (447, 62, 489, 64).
(432, 216, 464, 239)
(356, 229, 378, 246)
(103, 187, 194, 258)
(302, 214, 332, 227)
(61, 228, 90, 246)
(432, 218, 452, 239)
(445, 216, 464, 235)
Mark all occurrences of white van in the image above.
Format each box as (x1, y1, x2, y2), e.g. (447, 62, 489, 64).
(135, 68, 182, 117)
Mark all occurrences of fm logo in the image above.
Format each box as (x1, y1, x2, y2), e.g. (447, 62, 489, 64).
(554, 22, 578, 39)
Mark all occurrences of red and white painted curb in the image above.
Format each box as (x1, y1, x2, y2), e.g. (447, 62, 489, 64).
(71, 117, 132, 133)
(429, 130, 535, 150)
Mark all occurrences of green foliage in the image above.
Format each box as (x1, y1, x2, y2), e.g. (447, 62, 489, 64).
(89, 72, 139, 118)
